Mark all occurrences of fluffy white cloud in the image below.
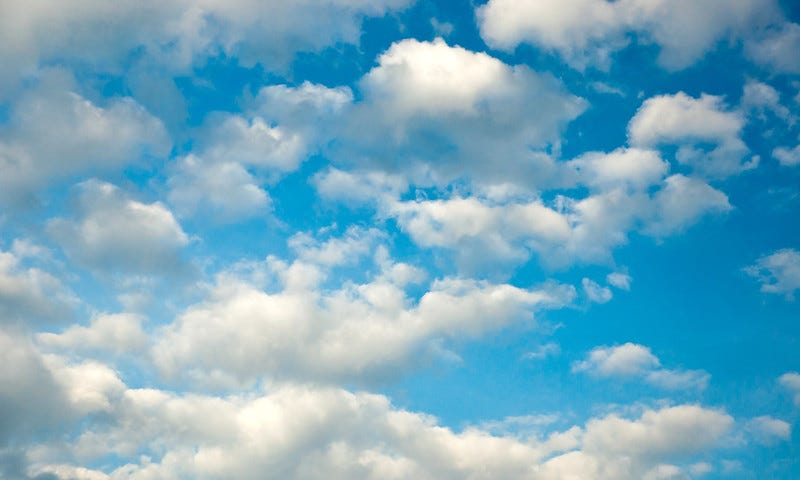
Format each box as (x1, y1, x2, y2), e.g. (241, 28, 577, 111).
(773, 145, 800, 166)
(741, 80, 793, 122)
(779, 372, 800, 405)
(0, 247, 75, 326)
(744, 248, 800, 300)
(746, 22, 800, 74)
(0, 72, 169, 205)
(567, 148, 669, 191)
(25, 379, 735, 480)
(0, 0, 412, 96)
(37, 313, 148, 355)
(574, 343, 710, 390)
(167, 82, 352, 222)
(643, 174, 732, 237)
(607, 271, 632, 290)
(152, 256, 574, 386)
(628, 92, 753, 178)
(48, 181, 189, 275)
(477, 0, 777, 70)
(333, 38, 586, 188)
(387, 172, 729, 269)
(167, 155, 271, 221)
(582, 278, 613, 304)
(745, 416, 791, 445)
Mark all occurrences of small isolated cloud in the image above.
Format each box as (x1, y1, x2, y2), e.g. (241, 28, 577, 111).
(582, 278, 613, 304)
(522, 342, 561, 360)
(746, 22, 800, 74)
(744, 249, 800, 300)
(574, 343, 709, 390)
(745, 416, 791, 445)
(607, 271, 632, 291)
(779, 372, 800, 405)
(773, 145, 800, 167)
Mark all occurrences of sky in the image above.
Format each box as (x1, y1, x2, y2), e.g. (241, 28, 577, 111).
(0, 0, 799, 479)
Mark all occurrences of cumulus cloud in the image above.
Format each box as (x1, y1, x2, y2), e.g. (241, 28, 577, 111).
(0, 71, 169, 205)
(744, 249, 800, 300)
(167, 82, 352, 222)
(582, 278, 613, 304)
(0, 247, 76, 327)
(607, 271, 632, 290)
(574, 343, 710, 390)
(152, 254, 574, 387)
(47, 180, 189, 275)
(477, 0, 777, 70)
(745, 416, 791, 445)
(746, 21, 800, 74)
(628, 92, 754, 178)
(24, 379, 735, 480)
(779, 372, 800, 405)
(332, 38, 586, 188)
(773, 145, 800, 166)
(37, 313, 148, 355)
(0, 0, 412, 96)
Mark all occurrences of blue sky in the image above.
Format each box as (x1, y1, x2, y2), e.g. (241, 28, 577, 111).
(1, 0, 799, 478)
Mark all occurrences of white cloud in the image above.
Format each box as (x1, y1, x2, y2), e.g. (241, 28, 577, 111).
(628, 92, 753, 178)
(741, 80, 793, 122)
(744, 248, 800, 300)
(0, 247, 76, 327)
(48, 180, 189, 275)
(779, 372, 800, 405)
(773, 145, 800, 166)
(574, 343, 710, 390)
(567, 148, 669, 191)
(477, 0, 777, 71)
(522, 342, 561, 360)
(152, 254, 574, 387)
(333, 38, 586, 188)
(745, 416, 791, 445)
(167, 155, 271, 221)
(582, 278, 613, 304)
(607, 272, 632, 290)
(0, 71, 169, 205)
(37, 313, 148, 355)
(643, 174, 732, 236)
(746, 22, 800, 74)
(0, 0, 412, 96)
(26, 379, 736, 480)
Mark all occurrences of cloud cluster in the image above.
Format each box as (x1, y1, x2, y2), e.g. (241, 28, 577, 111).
(745, 248, 800, 300)
(477, 0, 779, 70)
(573, 343, 710, 391)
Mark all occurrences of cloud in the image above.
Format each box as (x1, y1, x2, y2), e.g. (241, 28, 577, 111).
(582, 278, 613, 304)
(47, 180, 189, 275)
(152, 252, 574, 387)
(744, 248, 800, 300)
(0, 0, 413, 96)
(574, 343, 710, 390)
(567, 148, 669, 191)
(746, 21, 800, 74)
(167, 82, 352, 222)
(37, 313, 148, 355)
(167, 155, 271, 221)
(607, 272, 632, 290)
(477, 0, 777, 71)
(522, 342, 561, 360)
(26, 379, 736, 480)
(779, 372, 800, 405)
(628, 92, 753, 178)
(0, 71, 169, 205)
(745, 416, 791, 445)
(643, 174, 732, 236)
(332, 38, 586, 188)
(0, 247, 76, 327)
(773, 145, 800, 167)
